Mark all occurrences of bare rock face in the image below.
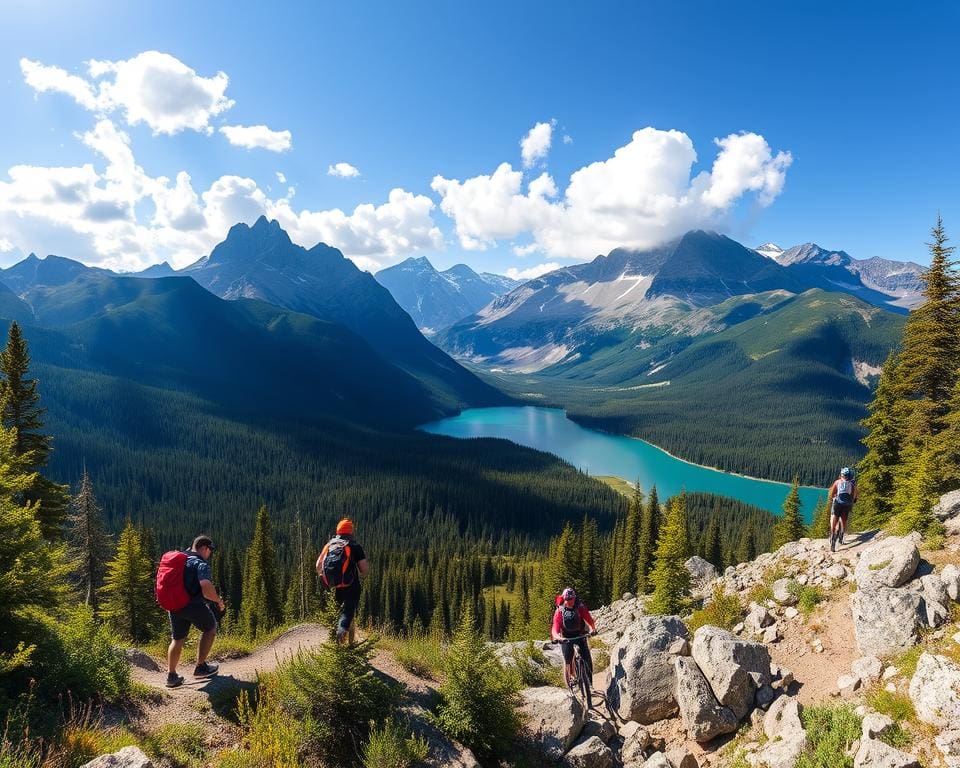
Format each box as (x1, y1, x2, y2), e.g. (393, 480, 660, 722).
(690, 625, 772, 720)
(80, 748, 155, 768)
(561, 735, 614, 768)
(909, 653, 960, 728)
(934, 729, 960, 768)
(519, 686, 587, 761)
(606, 615, 690, 724)
(673, 656, 738, 742)
(941, 564, 960, 602)
(854, 536, 920, 589)
(933, 489, 960, 521)
(853, 739, 920, 768)
(851, 586, 921, 657)
(686, 556, 718, 598)
(920, 573, 951, 627)
(746, 696, 808, 768)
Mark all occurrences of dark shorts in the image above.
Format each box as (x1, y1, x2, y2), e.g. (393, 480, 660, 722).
(169, 601, 216, 640)
(559, 636, 593, 673)
(333, 581, 361, 635)
(832, 502, 852, 522)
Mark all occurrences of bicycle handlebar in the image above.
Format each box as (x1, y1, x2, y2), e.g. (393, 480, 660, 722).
(551, 632, 596, 643)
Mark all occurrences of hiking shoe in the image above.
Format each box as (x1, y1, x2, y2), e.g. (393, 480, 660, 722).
(830, 534, 836, 552)
(165, 672, 184, 688)
(193, 661, 219, 678)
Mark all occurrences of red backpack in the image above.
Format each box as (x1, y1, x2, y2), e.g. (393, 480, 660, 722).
(155, 551, 191, 611)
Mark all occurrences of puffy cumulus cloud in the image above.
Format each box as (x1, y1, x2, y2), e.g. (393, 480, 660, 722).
(505, 262, 561, 281)
(276, 171, 286, 184)
(21, 51, 235, 135)
(327, 162, 361, 178)
(520, 120, 554, 168)
(220, 124, 292, 152)
(433, 127, 792, 259)
(268, 188, 443, 262)
(0, 119, 441, 271)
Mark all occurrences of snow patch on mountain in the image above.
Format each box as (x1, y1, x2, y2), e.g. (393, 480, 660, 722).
(755, 243, 784, 260)
(853, 358, 883, 386)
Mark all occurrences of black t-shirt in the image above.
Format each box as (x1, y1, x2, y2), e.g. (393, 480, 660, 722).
(183, 550, 212, 605)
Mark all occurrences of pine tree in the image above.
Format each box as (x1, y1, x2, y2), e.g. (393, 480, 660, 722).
(612, 484, 642, 599)
(858, 353, 906, 528)
(890, 445, 942, 536)
(636, 485, 660, 594)
(100, 520, 162, 641)
(735, 521, 756, 564)
(772, 479, 806, 550)
(240, 505, 281, 639)
(509, 567, 531, 639)
(648, 492, 691, 615)
(808, 497, 831, 539)
(701, 516, 723, 569)
(0, 322, 69, 538)
(67, 469, 112, 612)
(579, 515, 601, 606)
(934, 374, 960, 489)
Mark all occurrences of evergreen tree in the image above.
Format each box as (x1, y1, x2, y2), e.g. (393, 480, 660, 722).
(648, 492, 691, 615)
(808, 497, 831, 539)
(735, 521, 756, 564)
(67, 469, 112, 612)
(890, 445, 942, 536)
(772, 479, 806, 549)
(240, 505, 281, 639)
(636, 485, 660, 594)
(100, 520, 161, 641)
(612, 484, 642, 599)
(701, 516, 723, 569)
(934, 374, 960, 490)
(579, 515, 601, 606)
(858, 353, 906, 528)
(0, 322, 69, 538)
(509, 566, 531, 639)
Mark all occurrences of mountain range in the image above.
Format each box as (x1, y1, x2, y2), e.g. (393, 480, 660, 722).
(375, 256, 519, 333)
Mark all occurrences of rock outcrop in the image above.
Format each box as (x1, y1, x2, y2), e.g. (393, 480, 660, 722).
(851, 586, 921, 657)
(909, 652, 960, 728)
(691, 626, 772, 720)
(80, 748, 154, 768)
(853, 535, 920, 589)
(673, 656, 738, 742)
(520, 686, 587, 761)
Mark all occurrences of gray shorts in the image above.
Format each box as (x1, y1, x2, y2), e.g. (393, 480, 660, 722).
(169, 602, 216, 640)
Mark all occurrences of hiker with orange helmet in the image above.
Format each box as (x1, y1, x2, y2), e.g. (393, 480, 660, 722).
(316, 518, 369, 643)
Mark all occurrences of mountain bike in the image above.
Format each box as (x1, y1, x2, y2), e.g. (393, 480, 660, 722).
(554, 634, 594, 709)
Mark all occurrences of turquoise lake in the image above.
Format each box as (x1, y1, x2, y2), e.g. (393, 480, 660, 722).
(420, 406, 826, 520)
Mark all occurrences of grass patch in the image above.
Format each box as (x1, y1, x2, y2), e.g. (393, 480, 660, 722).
(387, 631, 445, 681)
(362, 716, 430, 768)
(789, 583, 825, 618)
(208, 680, 259, 722)
(142, 723, 207, 768)
(127, 681, 164, 706)
(865, 688, 916, 723)
(796, 703, 861, 768)
(868, 559, 892, 571)
(687, 586, 743, 632)
(508, 641, 563, 687)
(888, 646, 922, 679)
(878, 722, 913, 749)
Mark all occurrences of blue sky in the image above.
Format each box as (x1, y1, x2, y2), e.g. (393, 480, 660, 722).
(0, 1, 956, 275)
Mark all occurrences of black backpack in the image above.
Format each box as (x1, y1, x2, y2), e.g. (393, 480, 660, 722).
(319, 536, 356, 589)
(561, 601, 584, 635)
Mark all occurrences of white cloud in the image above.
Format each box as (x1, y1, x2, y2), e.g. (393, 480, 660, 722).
(512, 243, 541, 256)
(562, 134, 573, 145)
(520, 120, 554, 168)
(433, 127, 792, 259)
(327, 162, 361, 178)
(505, 262, 560, 281)
(276, 172, 286, 184)
(22, 51, 235, 136)
(220, 124, 291, 152)
(0, 238, 14, 253)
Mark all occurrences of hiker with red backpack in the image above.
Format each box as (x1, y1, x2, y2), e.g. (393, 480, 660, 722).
(155, 535, 225, 688)
(317, 518, 369, 644)
(551, 587, 597, 690)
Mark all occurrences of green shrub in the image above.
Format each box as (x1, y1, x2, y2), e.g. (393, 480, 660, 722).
(362, 717, 429, 768)
(865, 688, 915, 723)
(142, 723, 207, 768)
(796, 704, 861, 768)
(687, 586, 743, 632)
(879, 722, 912, 749)
(788, 584, 825, 618)
(216, 687, 301, 768)
(433, 610, 521, 762)
(274, 638, 401, 768)
(391, 631, 444, 680)
(889, 646, 922, 678)
(508, 641, 562, 687)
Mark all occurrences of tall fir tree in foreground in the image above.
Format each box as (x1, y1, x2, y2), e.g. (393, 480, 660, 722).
(0, 322, 69, 539)
(807, 497, 831, 539)
(612, 484, 642, 599)
(67, 469, 112, 612)
(100, 520, 161, 641)
(240, 505, 281, 639)
(636, 485, 660, 594)
(772, 479, 806, 549)
(648, 492, 690, 615)
(935, 376, 960, 490)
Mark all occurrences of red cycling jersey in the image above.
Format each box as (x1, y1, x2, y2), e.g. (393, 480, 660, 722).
(552, 602, 595, 637)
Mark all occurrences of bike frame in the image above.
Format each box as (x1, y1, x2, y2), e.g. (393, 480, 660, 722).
(553, 634, 594, 708)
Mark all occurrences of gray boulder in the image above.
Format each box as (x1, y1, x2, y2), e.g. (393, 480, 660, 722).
(935, 729, 960, 768)
(920, 574, 950, 627)
(854, 536, 920, 589)
(606, 615, 690, 724)
(665, 746, 699, 768)
(745, 602, 774, 633)
(643, 754, 672, 768)
(933, 489, 960, 521)
(81, 748, 154, 768)
(861, 713, 895, 741)
(691, 625, 772, 720)
(853, 739, 920, 768)
(562, 736, 614, 768)
(772, 578, 798, 606)
(747, 696, 807, 768)
(673, 656, 738, 742)
(686, 555, 718, 597)
(909, 652, 960, 728)
(519, 686, 586, 761)
(851, 656, 883, 685)
(851, 587, 921, 657)
(942, 564, 960, 602)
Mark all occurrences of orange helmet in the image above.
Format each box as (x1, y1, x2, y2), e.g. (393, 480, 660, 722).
(336, 518, 354, 535)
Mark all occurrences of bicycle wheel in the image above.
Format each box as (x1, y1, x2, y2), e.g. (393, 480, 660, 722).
(576, 653, 591, 708)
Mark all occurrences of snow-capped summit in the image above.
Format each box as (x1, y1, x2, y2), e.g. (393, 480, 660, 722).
(755, 243, 784, 260)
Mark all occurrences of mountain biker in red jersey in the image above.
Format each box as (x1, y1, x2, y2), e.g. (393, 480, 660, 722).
(828, 467, 858, 552)
(551, 587, 597, 689)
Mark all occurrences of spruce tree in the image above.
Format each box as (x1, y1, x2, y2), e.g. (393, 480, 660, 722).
(808, 497, 831, 539)
(509, 567, 531, 639)
(612, 484, 642, 599)
(648, 492, 691, 615)
(890, 446, 942, 536)
(772, 479, 806, 550)
(735, 521, 756, 564)
(240, 505, 281, 639)
(934, 375, 960, 489)
(858, 353, 906, 528)
(701, 517, 723, 569)
(0, 322, 69, 538)
(100, 520, 161, 641)
(636, 485, 660, 594)
(67, 469, 112, 612)
(579, 515, 601, 606)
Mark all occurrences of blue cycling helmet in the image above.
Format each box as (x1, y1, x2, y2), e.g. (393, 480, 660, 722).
(840, 467, 853, 479)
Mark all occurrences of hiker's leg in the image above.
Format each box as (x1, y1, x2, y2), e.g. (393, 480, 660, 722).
(197, 627, 217, 665)
(168, 638, 185, 673)
(348, 620, 356, 644)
